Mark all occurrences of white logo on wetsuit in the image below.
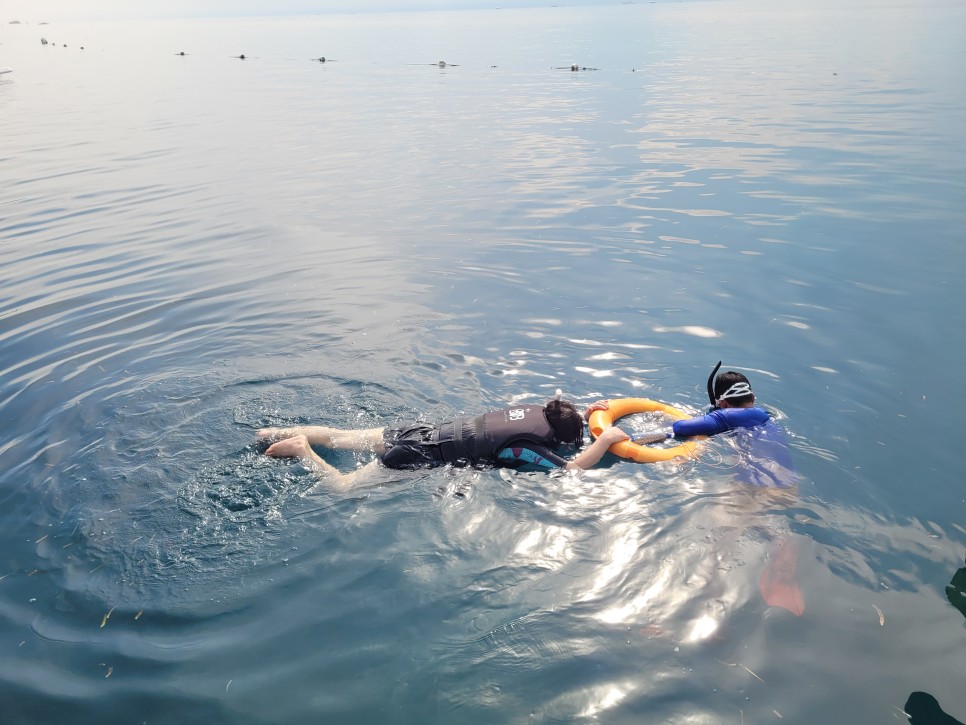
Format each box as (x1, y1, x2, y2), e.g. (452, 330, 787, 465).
(508, 408, 526, 421)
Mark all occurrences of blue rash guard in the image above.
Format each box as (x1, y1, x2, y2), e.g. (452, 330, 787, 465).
(732, 421, 798, 488)
(671, 406, 771, 437)
(666, 407, 797, 488)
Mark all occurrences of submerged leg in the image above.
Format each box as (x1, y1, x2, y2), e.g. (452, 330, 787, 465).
(258, 425, 387, 455)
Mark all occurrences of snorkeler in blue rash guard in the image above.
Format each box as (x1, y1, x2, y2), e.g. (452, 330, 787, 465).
(588, 363, 796, 488)
(590, 363, 805, 613)
(667, 364, 770, 438)
(678, 363, 797, 490)
(604, 364, 771, 439)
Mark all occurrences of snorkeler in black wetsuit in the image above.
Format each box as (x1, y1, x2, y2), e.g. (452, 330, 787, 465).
(257, 391, 629, 487)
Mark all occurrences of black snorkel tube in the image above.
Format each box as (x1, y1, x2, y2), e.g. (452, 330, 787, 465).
(706, 360, 722, 410)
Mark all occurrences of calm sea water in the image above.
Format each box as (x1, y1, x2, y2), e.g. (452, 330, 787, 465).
(2, 0, 965, 722)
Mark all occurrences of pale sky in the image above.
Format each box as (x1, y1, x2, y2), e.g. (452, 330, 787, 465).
(6, 0, 618, 22)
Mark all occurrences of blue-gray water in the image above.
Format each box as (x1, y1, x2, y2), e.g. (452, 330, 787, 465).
(2, 1, 965, 722)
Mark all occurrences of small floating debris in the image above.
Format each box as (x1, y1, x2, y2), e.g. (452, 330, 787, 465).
(100, 606, 116, 628)
(40, 37, 48, 45)
(872, 603, 885, 626)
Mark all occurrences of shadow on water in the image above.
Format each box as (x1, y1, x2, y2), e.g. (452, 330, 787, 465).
(904, 692, 965, 725)
(946, 554, 966, 621)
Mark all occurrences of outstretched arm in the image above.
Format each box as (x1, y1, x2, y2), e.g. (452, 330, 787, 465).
(566, 426, 629, 470)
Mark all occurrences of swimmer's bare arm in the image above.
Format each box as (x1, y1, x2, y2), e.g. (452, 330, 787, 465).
(566, 426, 629, 470)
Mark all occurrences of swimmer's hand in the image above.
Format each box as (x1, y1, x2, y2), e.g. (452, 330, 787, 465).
(264, 434, 313, 459)
(583, 400, 610, 421)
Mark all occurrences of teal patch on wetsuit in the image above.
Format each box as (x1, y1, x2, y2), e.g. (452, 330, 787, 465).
(497, 446, 557, 469)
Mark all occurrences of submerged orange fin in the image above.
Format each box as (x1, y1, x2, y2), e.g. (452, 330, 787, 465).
(759, 537, 805, 616)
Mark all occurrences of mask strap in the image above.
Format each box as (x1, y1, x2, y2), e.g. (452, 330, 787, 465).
(717, 382, 753, 403)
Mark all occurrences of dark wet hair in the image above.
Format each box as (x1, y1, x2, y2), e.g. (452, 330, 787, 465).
(545, 398, 584, 448)
(713, 370, 755, 407)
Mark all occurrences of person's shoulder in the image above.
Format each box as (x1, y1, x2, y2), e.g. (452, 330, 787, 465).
(721, 406, 770, 427)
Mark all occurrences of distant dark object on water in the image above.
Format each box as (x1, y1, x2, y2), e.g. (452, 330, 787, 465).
(176, 51, 186, 56)
(40, 37, 48, 45)
(554, 64, 599, 71)
(312, 57, 326, 63)
(234, 54, 246, 60)
(407, 60, 459, 68)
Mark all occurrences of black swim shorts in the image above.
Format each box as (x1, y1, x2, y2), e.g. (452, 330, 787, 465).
(381, 424, 442, 469)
